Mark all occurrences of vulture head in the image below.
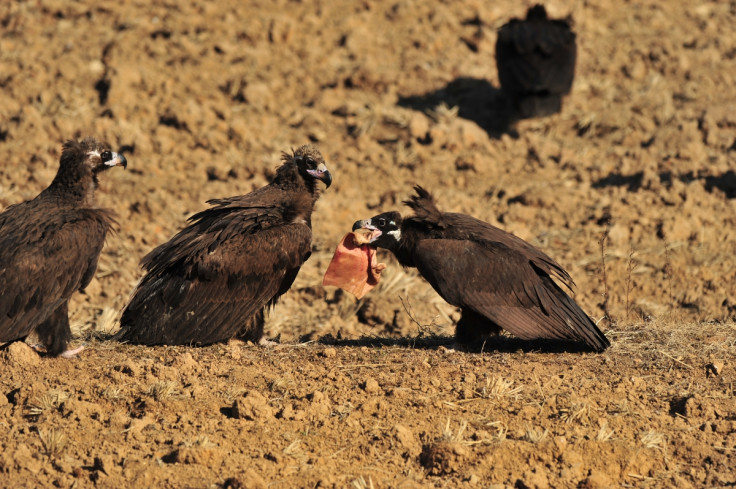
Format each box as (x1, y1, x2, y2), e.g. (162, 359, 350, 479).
(282, 144, 332, 190)
(62, 137, 127, 172)
(352, 211, 403, 251)
(525, 4, 548, 21)
(55, 138, 127, 190)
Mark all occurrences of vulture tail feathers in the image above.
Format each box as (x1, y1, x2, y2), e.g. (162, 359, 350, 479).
(535, 278, 610, 352)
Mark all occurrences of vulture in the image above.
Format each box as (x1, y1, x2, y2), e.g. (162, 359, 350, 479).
(351, 186, 609, 352)
(495, 4, 577, 118)
(116, 145, 332, 346)
(0, 138, 127, 357)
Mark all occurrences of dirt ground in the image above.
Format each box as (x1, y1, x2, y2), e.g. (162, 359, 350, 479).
(1, 0, 735, 487)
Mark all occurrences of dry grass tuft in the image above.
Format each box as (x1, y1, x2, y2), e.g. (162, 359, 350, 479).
(373, 266, 422, 299)
(427, 103, 459, 124)
(477, 376, 523, 401)
(523, 425, 549, 444)
(640, 430, 667, 452)
(596, 422, 615, 442)
(219, 387, 248, 403)
(353, 103, 383, 138)
(394, 142, 418, 169)
(25, 390, 70, 417)
(101, 386, 123, 401)
(598, 225, 612, 324)
(440, 418, 468, 443)
(283, 438, 305, 462)
(269, 377, 296, 396)
(186, 435, 216, 449)
(608, 319, 736, 373)
(559, 402, 592, 425)
(95, 307, 120, 334)
(146, 381, 178, 401)
(625, 246, 639, 320)
(473, 419, 507, 445)
(38, 428, 68, 459)
(351, 475, 375, 489)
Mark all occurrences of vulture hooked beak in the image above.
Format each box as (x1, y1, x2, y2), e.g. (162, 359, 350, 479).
(105, 152, 128, 170)
(307, 163, 332, 188)
(352, 219, 381, 243)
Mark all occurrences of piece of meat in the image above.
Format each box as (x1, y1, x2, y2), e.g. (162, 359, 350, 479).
(323, 230, 385, 299)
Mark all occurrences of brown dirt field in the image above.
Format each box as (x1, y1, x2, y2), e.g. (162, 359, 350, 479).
(0, 0, 735, 487)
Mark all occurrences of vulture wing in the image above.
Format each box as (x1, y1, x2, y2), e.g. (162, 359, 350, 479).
(0, 205, 110, 342)
(411, 237, 609, 351)
(118, 202, 312, 345)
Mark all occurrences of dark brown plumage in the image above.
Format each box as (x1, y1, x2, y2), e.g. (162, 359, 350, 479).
(0, 138, 127, 356)
(496, 4, 577, 118)
(116, 145, 332, 346)
(352, 186, 609, 352)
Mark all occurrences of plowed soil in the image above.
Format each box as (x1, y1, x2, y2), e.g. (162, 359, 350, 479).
(0, 0, 734, 487)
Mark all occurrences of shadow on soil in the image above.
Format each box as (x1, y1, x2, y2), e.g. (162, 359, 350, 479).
(397, 77, 520, 139)
(317, 333, 600, 354)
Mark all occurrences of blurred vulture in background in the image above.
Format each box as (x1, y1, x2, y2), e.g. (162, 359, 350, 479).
(116, 145, 332, 346)
(496, 4, 577, 118)
(0, 138, 127, 357)
(352, 186, 609, 352)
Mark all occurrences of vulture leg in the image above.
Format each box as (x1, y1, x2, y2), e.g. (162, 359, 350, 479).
(36, 302, 73, 356)
(235, 308, 265, 343)
(455, 308, 502, 345)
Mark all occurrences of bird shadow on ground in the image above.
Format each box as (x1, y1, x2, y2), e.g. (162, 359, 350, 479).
(317, 333, 598, 354)
(704, 170, 736, 198)
(397, 77, 520, 139)
(592, 169, 736, 199)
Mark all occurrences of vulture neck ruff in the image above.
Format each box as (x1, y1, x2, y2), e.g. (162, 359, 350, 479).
(44, 156, 99, 207)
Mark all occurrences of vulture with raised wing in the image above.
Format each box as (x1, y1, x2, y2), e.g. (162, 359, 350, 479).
(351, 186, 609, 352)
(496, 4, 577, 118)
(116, 145, 332, 346)
(0, 138, 127, 357)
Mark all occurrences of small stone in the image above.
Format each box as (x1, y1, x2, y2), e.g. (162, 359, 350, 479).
(553, 435, 567, 453)
(518, 469, 549, 489)
(362, 377, 380, 394)
(172, 352, 198, 373)
(320, 347, 336, 358)
(2, 342, 40, 366)
(409, 112, 430, 139)
(232, 391, 274, 420)
(393, 424, 420, 457)
(580, 468, 611, 489)
(172, 444, 223, 466)
(227, 340, 243, 360)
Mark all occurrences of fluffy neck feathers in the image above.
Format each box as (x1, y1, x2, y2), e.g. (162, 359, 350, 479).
(43, 155, 98, 207)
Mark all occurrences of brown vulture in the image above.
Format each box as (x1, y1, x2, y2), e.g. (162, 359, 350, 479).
(116, 145, 332, 346)
(351, 186, 609, 352)
(0, 138, 127, 357)
(495, 4, 576, 118)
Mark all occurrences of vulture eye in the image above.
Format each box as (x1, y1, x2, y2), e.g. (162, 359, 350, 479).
(100, 151, 112, 162)
(305, 157, 315, 166)
(377, 218, 386, 227)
